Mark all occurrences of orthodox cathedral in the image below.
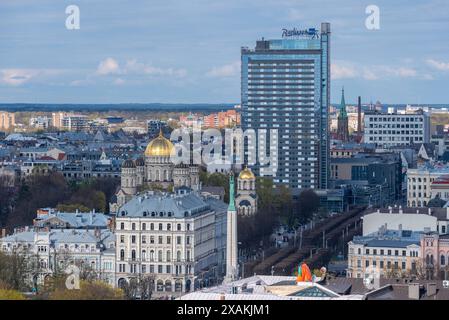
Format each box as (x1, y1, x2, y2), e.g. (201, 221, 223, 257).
(235, 166, 257, 216)
(113, 130, 200, 210)
(111, 129, 258, 216)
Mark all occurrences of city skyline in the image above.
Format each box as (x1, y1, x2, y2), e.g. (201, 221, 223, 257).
(1, 0, 449, 104)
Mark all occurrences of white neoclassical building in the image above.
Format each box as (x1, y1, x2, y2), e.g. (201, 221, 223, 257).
(407, 164, 449, 207)
(114, 188, 227, 297)
(114, 130, 200, 210)
(0, 228, 116, 286)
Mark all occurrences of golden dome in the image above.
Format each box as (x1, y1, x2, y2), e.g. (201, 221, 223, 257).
(238, 166, 255, 180)
(144, 130, 174, 157)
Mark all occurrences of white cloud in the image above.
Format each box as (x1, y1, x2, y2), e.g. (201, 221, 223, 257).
(206, 61, 240, 78)
(386, 67, 417, 78)
(426, 59, 449, 71)
(286, 8, 304, 21)
(96, 58, 120, 75)
(362, 68, 379, 80)
(95, 58, 186, 78)
(0, 69, 62, 86)
(331, 63, 418, 81)
(113, 78, 125, 85)
(124, 59, 187, 77)
(331, 63, 357, 80)
(365, 66, 417, 80)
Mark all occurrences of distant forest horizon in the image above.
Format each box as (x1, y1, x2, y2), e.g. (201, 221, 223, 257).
(0, 102, 448, 113)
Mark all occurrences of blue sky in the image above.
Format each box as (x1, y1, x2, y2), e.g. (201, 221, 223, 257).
(0, 0, 448, 104)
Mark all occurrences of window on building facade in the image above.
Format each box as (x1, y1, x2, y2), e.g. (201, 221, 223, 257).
(131, 250, 136, 261)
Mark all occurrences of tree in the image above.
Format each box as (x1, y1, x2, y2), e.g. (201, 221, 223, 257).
(297, 189, 320, 224)
(56, 203, 90, 213)
(201, 171, 229, 202)
(0, 289, 25, 300)
(238, 205, 278, 250)
(256, 177, 274, 209)
(6, 171, 69, 228)
(121, 275, 155, 300)
(48, 279, 123, 300)
(276, 185, 294, 228)
(427, 196, 446, 208)
(0, 250, 42, 292)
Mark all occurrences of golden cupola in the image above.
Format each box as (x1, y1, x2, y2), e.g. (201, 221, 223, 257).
(144, 130, 174, 157)
(238, 166, 255, 180)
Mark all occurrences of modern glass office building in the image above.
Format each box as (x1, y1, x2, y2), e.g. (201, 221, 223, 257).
(241, 22, 331, 190)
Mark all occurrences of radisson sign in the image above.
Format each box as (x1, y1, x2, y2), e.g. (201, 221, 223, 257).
(281, 28, 319, 39)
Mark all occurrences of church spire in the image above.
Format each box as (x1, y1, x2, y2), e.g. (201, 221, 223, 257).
(339, 87, 347, 119)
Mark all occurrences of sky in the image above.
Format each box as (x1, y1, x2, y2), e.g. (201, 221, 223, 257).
(0, 0, 449, 105)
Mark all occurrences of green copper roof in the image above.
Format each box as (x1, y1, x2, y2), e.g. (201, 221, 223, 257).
(228, 172, 236, 211)
(339, 87, 347, 119)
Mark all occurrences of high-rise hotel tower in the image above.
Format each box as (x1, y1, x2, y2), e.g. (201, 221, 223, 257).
(241, 23, 330, 190)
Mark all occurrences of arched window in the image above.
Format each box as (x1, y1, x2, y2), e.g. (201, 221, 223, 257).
(441, 255, 446, 266)
(165, 280, 172, 292)
(177, 224, 181, 231)
(142, 223, 146, 231)
(120, 249, 125, 261)
(159, 223, 163, 231)
(142, 250, 147, 261)
(175, 280, 182, 292)
(158, 250, 163, 262)
(166, 250, 171, 262)
(131, 250, 136, 261)
(150, 250, 154, 262)
(187, 223, 190, 231)
(167, 224, 171, 231)
(177, 250, 181, 262)
(150, 223, 154, 230)
(157, 280, 164, 292)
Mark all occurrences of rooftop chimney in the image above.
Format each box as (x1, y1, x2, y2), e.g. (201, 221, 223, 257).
(357, 96, 362, 135)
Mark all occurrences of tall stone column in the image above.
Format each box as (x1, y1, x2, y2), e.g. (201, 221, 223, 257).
(225, 171, 238, 283)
